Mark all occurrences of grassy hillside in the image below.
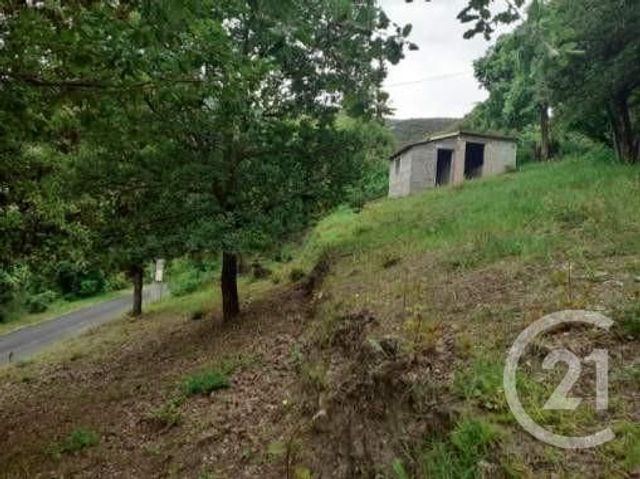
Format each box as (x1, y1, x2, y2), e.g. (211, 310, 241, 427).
(386, 117, 460, 148)
(2, 151, 640, 478)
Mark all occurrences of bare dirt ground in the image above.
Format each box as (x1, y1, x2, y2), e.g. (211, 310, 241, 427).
(0, 285, 311, 478)
(1, 253, 638, 478)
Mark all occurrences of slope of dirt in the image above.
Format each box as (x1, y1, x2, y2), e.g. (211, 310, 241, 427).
(2, 157, 640, 478)
(0, 286, 313, 478)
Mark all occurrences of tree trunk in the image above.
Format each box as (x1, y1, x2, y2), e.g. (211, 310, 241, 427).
(130, 265, 144, 317)
(539, 102, 551, 161)
(221, 251, 240, 321)
(608, 93, 639, 164)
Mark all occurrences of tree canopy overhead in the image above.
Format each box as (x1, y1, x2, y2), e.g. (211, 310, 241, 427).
(1, 0, 413, 319)
(463, 0, 640, 164)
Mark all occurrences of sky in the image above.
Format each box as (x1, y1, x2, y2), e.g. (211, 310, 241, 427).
(380, 0, 515, 119)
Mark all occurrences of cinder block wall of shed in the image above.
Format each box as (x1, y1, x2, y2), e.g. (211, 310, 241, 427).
(482, 139, 517, 176)
(409, 144, 437, 195)
(451, 135, 517, 182)
(388, 151, 413, 198)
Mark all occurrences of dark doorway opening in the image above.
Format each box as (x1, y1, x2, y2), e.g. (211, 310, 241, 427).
(464, 142, 485, 179)
(436, 149, 453, 186)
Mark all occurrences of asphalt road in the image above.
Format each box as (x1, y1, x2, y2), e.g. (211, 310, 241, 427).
(0, 283, 168, 365)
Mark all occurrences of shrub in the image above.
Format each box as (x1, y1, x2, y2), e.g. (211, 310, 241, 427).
(167, 257, 216, 297)
(24, 290, 57, 314)
(182, 369, 229, 396)
(148, 396, 184, 427)
(58, 428, 100, 455)
(105, 272, 129, 291)
(55, 262, 106, 299)
(171, 269, 207, 296)
(77, 277, 105, 297)
(252, 261, 272, 280)
(0, 266, 31, 323)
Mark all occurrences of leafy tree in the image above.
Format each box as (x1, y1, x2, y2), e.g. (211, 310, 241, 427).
(157, 0, 411, 321)
(466, 1, 559, 160)
(406, 0, 526, 39)
(549, 0, 640, 163)
(0, 1, 229, 315)
(465, 0, 640, 164)
(2, 1, 409, 320)
(71, 106, 197, 316)
(457, 0, 526, 39)
(339, 116, 397, 206)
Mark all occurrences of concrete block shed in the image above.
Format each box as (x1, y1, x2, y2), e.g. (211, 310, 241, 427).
(388, 130, 517, 198)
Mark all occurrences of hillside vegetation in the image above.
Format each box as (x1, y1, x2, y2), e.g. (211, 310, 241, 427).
(1, 152, 640, 478)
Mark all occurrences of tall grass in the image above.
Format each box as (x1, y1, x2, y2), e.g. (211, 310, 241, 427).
(290, 151, 640, 272)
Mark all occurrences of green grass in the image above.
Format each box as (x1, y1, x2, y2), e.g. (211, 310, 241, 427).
(0, 288, 129, 337)
(454, 356, 506, 412)
(282, 151, 640, 477)
(181, 369, 230, 396)
(288, 152, 640, 275)
(614, 302, 640, 339)
(605, 422, 640, 473)
(49, 428, 100, 457)
(419, 418, 500, 479)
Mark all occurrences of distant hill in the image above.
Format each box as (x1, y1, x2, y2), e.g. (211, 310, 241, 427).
(386, 117, 460, 149)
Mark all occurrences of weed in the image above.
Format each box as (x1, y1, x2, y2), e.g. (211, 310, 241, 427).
(382, 255, 401, 269)
(614, 302, 640, 339)
(420, 418, 499, 479)
(392, 459, 411, 479)
(197, 470, 218, 479)
(293, 465, 312, 479)
(15, 359, 32, 369)
(455, 332, 473, 358)
(50, 428, 100, 457)
(289, 268, 306, 282)
(182, 370, 229, 396)
(605, 422, 640, 472)
(216, 352, 260, 374)
(289, 344, 304, 370)
(148, 395, 185, 427)
(299, 359, 327, 391)
(617, 363, 640, 384)
(454, 357, 505, 411)
(267, 439, 287, 460)
(403, 308, 442, 352)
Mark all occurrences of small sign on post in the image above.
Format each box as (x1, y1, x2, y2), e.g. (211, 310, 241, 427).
(154, 259, 166, 283)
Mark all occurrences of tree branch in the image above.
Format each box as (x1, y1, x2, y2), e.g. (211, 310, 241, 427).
(0, 71, 205, 90)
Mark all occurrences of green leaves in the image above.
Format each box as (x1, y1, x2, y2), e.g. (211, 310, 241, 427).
(2, 0, 410, 316)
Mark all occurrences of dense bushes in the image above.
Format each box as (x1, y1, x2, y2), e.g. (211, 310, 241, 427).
(24, 290, 57, 314)
(0, 267, 27, 323)
(0, 261, 128, 323)
(167, 257, 218, 297)
(54, 262, 107, 300)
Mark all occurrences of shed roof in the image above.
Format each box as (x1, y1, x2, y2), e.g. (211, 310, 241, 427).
(389, 130, 517, 160)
